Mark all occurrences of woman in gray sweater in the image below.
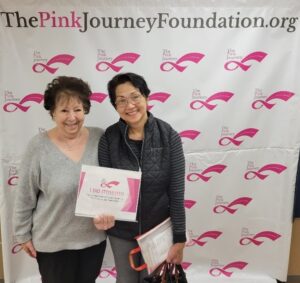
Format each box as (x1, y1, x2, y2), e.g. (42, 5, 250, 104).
(13, 76, 112, 283)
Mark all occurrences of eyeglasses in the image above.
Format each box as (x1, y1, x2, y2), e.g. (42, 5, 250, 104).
(115, 93, 144, 107)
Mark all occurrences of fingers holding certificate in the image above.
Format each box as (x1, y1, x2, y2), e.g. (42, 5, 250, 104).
(93, 214, 115, 230)
(75, 164, 141, 221)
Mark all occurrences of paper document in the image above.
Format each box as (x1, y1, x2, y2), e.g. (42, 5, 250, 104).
(75, 164, 141, 221)
(136, 217, 173, 273)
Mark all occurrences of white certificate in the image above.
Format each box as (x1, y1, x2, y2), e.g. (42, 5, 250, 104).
(136, 217, 173, 273)
(75, 164, 141, 221)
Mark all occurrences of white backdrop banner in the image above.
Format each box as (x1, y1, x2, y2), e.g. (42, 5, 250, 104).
(1, 0, 300, 282)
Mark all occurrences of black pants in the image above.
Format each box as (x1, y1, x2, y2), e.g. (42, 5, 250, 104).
(36, 241, 106, 283)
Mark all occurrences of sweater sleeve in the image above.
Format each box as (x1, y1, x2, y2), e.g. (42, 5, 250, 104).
(13, 136, 40, 244)
(98, 133, 112, 168)
(169, 129, 187, 243)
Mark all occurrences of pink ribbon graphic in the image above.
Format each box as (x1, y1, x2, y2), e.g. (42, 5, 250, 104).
(244, 163, 287, 180)
(190, 92, 234, 110)
(99, 267, 117, 278)
(210, 261, 248, 277)
(3, 93, 44, 112)
(147, 92, 171, 110)
(187, 231, 223, 247)
(100, 181, 120, 188)
(187, 164, 227, 182)
(160, 52, 205, 72)
(179, 130, 200, 141)
(90, 93, 108, 103)
(32, 54, 75, 73)
(7, 176, 18, 186)
(213, 197, 252, 214)
(224, 51, 267, 71)
(96, 52, 140, 72)
(240, 231, 281, 245)
(252, 91, 294, 109)
(219, 128, 259, 146)
(184, 200, 196, 209)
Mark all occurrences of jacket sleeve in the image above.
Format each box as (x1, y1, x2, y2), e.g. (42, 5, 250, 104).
(169, 129, 187, 243)
(98, 133, 112, 168)
(13, 137, 40, 244)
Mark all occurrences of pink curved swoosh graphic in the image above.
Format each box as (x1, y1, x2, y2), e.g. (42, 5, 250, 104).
(214, 197, 252, 214)
(190, 91, 234, 110)
(121, 178, 140, 212)
(179, 130, 200, 140)
(90, 93, 108, 103)
(184, 200, 196, 209)
(187, 164, 226, 182)
(210, 261, 248, 277)
(96, 52, 140, 72)
(252, 91, 294, 109)
(219, 128, 259, 146)
(32, 54, 74, 73)
(99, 267, 117, 278)
(181, 262, 192, 270)
(3, 93, 44, 112)
(224, 51, 267, 71)
(244, 163, 287, 180)
(191, 231, 223, 246)
(240, 231, 281, 245)
(147, 92, 171, 110)
(160, 52, 205, 72)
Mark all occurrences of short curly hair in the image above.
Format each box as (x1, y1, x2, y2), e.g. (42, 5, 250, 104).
(107, 73, 150, 108)
(44, 76, 92, 117)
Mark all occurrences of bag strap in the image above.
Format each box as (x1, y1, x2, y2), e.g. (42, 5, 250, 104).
(129, 246, 147, 271)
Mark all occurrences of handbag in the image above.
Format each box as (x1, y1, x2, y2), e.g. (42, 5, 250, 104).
(143, 260, 188, 283)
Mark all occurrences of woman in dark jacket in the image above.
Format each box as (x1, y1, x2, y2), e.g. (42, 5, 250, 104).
(94, 73, 186, 283)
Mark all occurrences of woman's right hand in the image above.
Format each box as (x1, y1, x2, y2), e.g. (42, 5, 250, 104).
(22, 240, 37, 258)
(93, 214, 115, 230)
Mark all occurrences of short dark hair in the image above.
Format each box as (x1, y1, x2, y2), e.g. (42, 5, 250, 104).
(107, 73, 150, 108)
(44, 76, 92, 117)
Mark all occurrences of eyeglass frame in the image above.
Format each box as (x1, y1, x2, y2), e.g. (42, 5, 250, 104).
(115, 92, 145, 108)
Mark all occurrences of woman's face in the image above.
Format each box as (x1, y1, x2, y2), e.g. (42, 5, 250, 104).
(115, 82, 148, 127)
(52, 95, 85, 137)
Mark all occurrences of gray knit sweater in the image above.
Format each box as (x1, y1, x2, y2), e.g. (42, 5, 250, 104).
(13, 127, 106, 252)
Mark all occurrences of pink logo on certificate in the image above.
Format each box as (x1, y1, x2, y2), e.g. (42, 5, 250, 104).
(187, 164, 227, 182)
(244, 163, 287, 180)
(187, 231, 223, 247)
(147, 92, 171, 110)
(240, 231, 281, 246)
(121, 178, 140, 212)
(160, 52, 205, 72)
(252, 91, 294, 109)
(3, 93, 44, 112)
(224, 51, 267, 71)
(210, 261, 248, 277)
(219, 128, 259, 146)
(213, 197, 252, 214)
(32, 54, 75, 73)
(190, 92, 234, 110)
(96, 52, 140, 72)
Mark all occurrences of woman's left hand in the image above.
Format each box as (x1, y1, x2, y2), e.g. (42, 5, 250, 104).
(166, 242, 185, 264)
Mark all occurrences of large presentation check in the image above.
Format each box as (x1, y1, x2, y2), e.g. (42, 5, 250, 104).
(75, 164, 141, 221)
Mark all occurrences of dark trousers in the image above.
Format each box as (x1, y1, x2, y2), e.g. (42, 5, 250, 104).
(36, 240, 106, 283)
